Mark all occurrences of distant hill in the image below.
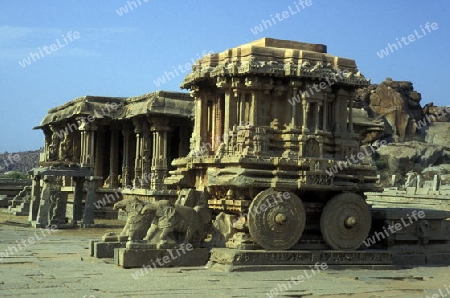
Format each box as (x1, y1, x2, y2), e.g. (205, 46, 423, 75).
(0, 150, 40, 173)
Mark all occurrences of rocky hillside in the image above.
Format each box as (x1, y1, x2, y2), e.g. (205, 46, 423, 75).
(355, 78, 424, 142)
(0, 150, 40, 173)
(356, 79, 450, 187)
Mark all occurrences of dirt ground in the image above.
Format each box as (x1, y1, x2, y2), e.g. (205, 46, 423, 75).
(1, 211, 449, 298)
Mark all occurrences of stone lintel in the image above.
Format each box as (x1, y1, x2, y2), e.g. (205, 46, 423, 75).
(241, 37, 327, 53)
(30, 167, 94, 177)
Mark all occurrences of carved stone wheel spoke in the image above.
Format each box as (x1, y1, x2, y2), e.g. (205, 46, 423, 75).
(320, 193, 371, 250)
(248, 189, 306, 250)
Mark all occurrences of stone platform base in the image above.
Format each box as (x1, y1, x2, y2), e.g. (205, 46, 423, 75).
(31, 222, 108, 229)
(394, 253, 450, 266)
(31, 222, 76, 229)
(90, 240, 127, 258)
(80, 223, 108, 228)
(114, 247, 210, 269)
(209, 248, 393, 271)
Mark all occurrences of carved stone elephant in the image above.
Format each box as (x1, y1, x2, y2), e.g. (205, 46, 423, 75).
(141, 200, 208, 248)
(113, 197, 152, 242)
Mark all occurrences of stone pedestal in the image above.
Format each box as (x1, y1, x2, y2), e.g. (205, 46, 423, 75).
(90, 240, 127, 258)
(114, 247, 210, 269)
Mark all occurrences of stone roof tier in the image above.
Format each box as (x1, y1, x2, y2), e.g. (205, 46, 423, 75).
(181, 37, 370, 89)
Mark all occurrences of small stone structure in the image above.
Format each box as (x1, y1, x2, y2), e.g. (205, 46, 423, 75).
(27, 166, 96, 228)
(0, 178, 31, 203)
(367, 174, 450, 211)
(7, 186, 31, 215)
(31, 91, 194, 228)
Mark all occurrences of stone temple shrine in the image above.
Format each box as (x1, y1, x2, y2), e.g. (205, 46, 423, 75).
(24, 38, 450, 269)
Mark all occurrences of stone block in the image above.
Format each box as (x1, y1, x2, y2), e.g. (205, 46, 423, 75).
(393, 254, 426, 266)
(89, 240, 98, 257)
(406, 187, 416, 195)
(415, 187, 430, 195)
(93, 241, 126, 258)
(114, 247, 210, 269)
(426, 253, 450, 265)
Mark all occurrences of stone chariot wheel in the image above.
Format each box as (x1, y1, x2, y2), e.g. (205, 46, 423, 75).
(248, 189, 306, 250)
(320, 193, 371, 250)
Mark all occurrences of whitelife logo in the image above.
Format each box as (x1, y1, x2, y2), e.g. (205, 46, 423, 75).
(250, 0, 313, 35)
(363, 210, 425, 247)
(18, 30, 81, 68)
(376, 22, 438, 58)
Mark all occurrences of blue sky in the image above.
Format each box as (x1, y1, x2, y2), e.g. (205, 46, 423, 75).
(0, 0, 448, 152)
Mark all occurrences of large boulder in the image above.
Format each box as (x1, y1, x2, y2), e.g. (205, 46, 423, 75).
(376, 141, 445, 175)
(356, 79, 424, 142)
(421, 164, 450, 180)
(425, 122, 450, 149)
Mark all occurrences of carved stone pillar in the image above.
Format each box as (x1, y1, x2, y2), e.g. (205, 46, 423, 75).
(239, 93, 245, 125)
(314, 102, 323, 131)
(315, 103, 321, 132)
(43, 129, 52, 162)
(49, 188, 68, 226)
(302, 100, 310, 133)
(191, 87, 203, 150)
(28, 175, 41, 222)
(201, 91, 211, 149)
(323, 98, 328, 131)
(141, 119, 152, 189)
(83, 178, 97, 225)
(48, 125, 61, 161)
(73, 177, 85, 222)
(36, 176, 58, 227)
(348, 95, 354, 133)
(224, 90, 235, 137)
(213, 95, 224, 150)
(79, 120, 97, 168)
(150, 118, 170, 190)
(72, 131, 81, 164)
(291, 87, 298, 128)
(334, 97, 341, 132)
(121, 123, 133, 188)
(132, 118, 143, 188)
(335, 90, 349, 134)
(250, 91, 258, 127)
(94, 127, 105, 177)
(108, 125, 120, 188)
